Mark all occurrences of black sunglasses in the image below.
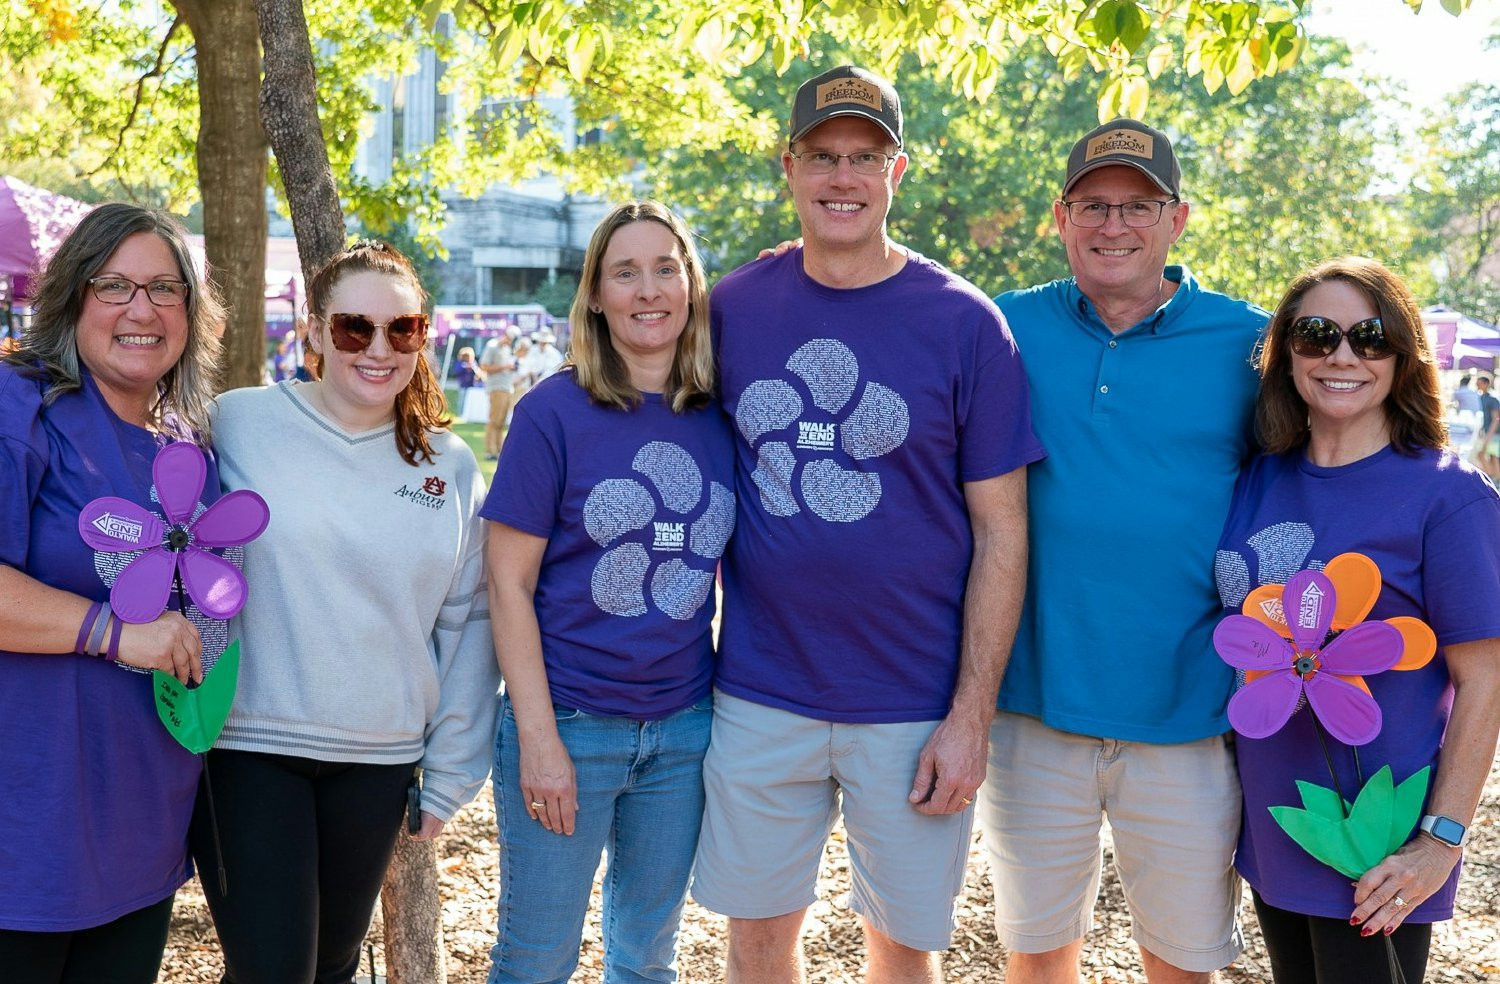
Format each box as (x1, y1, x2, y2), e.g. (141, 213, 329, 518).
(326, 313, 429, 354)
(1288, 316, 1393, 361)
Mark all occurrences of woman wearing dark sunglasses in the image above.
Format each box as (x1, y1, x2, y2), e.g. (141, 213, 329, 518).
(191, 241, 500, 983)
(480, 200, 733, 982)
(1213, 256, 1500, 983)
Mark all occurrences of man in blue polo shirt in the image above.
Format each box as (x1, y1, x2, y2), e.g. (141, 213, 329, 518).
(980, 120, 1266, 984)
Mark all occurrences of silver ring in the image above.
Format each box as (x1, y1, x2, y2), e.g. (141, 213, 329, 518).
(530, 801, 545, 809)
(1392, 896, 1407, 908)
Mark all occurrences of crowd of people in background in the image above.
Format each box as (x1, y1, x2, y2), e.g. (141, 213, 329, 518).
(3, 60, 1499, 984)
(1458, 371, 1500, 478)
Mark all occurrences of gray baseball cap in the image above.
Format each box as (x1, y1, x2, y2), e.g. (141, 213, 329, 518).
(1064, 119, 1180, 197)
(789, 65, 902, 147)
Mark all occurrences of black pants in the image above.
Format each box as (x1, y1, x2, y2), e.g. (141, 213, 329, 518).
(1253, 889, 1432, 984)
(189, 749, 416, 984)
(0, 897, 173, 984)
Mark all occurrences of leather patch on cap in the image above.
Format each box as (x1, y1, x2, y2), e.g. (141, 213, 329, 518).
(816, 78, 882, 111)
(1086, 129, 1153, 161)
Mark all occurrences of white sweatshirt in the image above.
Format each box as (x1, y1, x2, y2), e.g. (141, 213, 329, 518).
(210, 382, 499, 821)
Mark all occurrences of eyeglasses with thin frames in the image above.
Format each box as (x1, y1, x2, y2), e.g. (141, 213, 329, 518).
(87, 277, 190, 307)
(1060, 199, 1178, 228)
(787, 150, 898, 175)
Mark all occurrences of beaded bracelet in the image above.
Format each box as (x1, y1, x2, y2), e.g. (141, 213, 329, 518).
(85, 601, 114, 658)
(74, 601, 103, 655)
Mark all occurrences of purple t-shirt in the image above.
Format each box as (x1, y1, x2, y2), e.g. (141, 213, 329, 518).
(713, 249, 1045, 722)
(1214, 445, 1500, 921)
(0, 366, 229, 931)
(481, 370, 735, 718)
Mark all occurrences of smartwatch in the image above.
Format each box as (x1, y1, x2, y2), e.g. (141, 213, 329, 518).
(1419, 814, 1467, 847)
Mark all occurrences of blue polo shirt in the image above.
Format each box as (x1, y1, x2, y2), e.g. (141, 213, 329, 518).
(996, 266, 1266, 743)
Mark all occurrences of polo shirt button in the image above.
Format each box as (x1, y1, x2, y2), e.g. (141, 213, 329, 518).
(1100, 385, 1109, 394)
(1108, 340, 1118, 348)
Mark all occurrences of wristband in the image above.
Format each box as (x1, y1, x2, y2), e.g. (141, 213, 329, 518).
(105, 615, 124, 663)
(1419, 813, 1467, 847)
(74, 601, 103, 655)
(85, 602, 113, 657)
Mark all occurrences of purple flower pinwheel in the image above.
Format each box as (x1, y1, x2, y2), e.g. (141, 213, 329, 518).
(78, 441, 270, 624)
(1212, 569, 1403, 746)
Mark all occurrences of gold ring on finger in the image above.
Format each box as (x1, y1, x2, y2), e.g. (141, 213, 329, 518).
(530, 801, 545, 809)
(1392, 896, 1407, 908)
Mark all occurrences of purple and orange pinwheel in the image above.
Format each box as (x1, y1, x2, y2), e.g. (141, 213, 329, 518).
(79, 441, 269, 624)
(1214, 553, 1440, 880)
(1213, 554, 1435, 746)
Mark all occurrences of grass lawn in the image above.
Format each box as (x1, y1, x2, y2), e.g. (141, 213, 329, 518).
(442, 386, 498, 483)
(450, 420, 496, 483)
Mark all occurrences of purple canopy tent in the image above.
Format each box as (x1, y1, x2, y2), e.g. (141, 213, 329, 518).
(432, 304, 557, 342)
(1426, 304, 1500, 370)
(0, 176, 93, 300)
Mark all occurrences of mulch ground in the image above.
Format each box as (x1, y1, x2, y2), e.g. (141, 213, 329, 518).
(161, 758, 1500, 983)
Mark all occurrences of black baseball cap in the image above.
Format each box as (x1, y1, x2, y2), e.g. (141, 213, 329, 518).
(1064, 119, 1180, 197)
(789, 65, 902, 147)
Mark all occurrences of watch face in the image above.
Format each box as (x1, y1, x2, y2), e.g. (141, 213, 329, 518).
(1429, 815, 1465, 846)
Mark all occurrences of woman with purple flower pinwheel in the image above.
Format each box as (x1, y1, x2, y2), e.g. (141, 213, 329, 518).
(1213, 256, 1500, 983)
(0, 204, 232, 982)
(191, 240, 499, 984)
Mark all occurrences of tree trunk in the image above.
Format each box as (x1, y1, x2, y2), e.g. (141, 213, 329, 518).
(380, 835, 449, 984)
(255, 0, 344, 284)
(253, 6, 447, 982)
(171, 0, 267, 394)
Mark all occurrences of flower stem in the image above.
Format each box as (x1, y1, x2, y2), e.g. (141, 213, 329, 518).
(1310, 710, 1353, 815)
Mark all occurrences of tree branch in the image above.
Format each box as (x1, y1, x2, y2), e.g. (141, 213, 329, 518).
(89, 14, 184, 179)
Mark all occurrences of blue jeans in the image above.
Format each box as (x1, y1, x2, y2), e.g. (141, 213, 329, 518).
(488, 695, 712, 984)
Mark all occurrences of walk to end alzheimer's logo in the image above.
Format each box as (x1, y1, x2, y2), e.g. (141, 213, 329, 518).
(583, 441, 734, 620)
(735, 338, 909, 524)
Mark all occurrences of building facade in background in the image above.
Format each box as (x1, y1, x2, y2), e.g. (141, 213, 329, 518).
(354, 31, 608, 307)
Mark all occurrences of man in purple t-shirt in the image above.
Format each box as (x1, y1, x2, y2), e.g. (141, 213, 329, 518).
(691, 65, 1042, 982)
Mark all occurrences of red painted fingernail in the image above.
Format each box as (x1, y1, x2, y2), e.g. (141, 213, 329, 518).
(1361, 926, 1376, 937)
(1349, 917, 1360, 925)
(1384, 926, 1395, 937)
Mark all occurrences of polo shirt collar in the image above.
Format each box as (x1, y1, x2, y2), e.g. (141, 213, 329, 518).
(1068, 265, 1199, 337)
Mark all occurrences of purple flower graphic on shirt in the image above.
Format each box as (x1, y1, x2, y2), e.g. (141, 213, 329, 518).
(735, 339, 908, 523)
(583, 441, 734, 619)
(79, 441, 270, 624)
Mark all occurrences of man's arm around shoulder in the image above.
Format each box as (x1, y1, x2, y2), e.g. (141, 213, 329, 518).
(909, 466, 1028, 815)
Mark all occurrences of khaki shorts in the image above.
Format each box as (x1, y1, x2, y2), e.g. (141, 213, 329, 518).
(691, 691, 973, 951)
(979, 712, 1244, 973)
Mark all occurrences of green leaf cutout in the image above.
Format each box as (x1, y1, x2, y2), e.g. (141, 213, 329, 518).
(1294, 780, 1349, 816)
(1388, 767, 1432, 856)
(1269, 805, 1368, 878)
(1269, 765, 1431, 879)
(152, 639, 240, 754)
